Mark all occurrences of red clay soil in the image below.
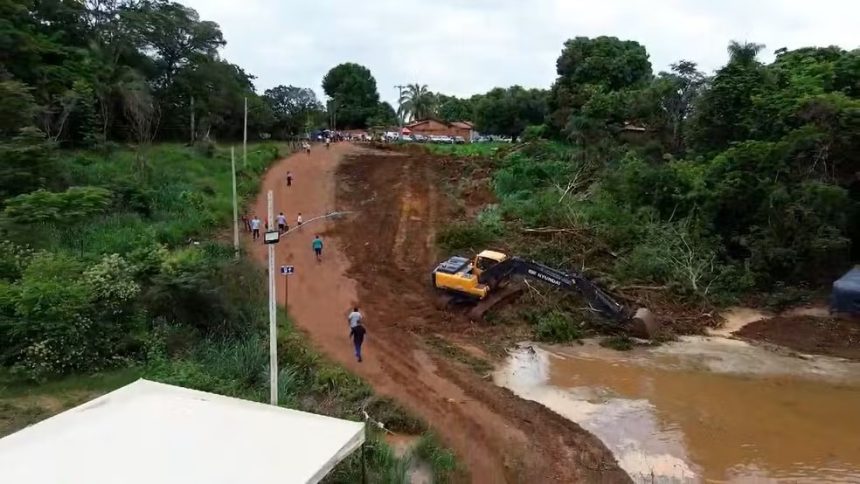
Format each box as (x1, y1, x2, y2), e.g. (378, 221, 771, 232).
(735, 315, 860, 361)
(249, 143, 628, 483)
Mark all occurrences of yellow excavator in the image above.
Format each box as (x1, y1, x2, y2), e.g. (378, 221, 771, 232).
(432, 250, 659, 338)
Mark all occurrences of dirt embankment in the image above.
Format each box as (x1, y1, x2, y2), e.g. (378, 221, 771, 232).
(249, 144, 628, 483)
(332, 148, 628, 483)
(735, 314, 860, 361)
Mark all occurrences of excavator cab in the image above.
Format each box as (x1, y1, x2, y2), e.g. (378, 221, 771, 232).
(472, 250, 507, 276)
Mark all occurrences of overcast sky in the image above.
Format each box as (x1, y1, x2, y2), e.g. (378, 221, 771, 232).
(182, 0, 858, 106)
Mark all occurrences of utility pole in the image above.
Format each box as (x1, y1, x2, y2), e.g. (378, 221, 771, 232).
(266, 190, 278, 405)
(190, 96, 195, 145)
(243, 97, 248, 169)
(230, 147, 239, 258)
(394, 84, 407, 138)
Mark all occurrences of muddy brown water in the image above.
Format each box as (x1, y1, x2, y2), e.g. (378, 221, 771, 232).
(495, 337, 860, 483)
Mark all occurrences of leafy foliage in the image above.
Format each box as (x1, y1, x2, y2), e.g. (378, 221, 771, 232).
(322, 63, 383, 129)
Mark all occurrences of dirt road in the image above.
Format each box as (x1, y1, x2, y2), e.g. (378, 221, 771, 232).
(250, 143, 627, 483)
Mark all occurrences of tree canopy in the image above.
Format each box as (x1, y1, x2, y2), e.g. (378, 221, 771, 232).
(321, 63, 383, 129)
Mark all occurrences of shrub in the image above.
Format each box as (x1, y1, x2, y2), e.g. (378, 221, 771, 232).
(521, 124, 547, 142)
(4, 186, 113, 224)
(436, 223, 499, 253)
(0, 241, 34, 281)
(532, 310, 582, 343)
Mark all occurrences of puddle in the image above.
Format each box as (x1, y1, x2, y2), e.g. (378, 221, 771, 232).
(495, 339, 860, 483)
(709, 307, 769, 337)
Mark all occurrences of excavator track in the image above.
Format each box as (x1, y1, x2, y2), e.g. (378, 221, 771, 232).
(467, 283, 525, 321)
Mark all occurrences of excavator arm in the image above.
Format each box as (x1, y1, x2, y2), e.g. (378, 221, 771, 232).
(478, 257, 629, 321)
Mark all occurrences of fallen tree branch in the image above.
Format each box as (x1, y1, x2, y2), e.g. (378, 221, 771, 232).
(620, 285, 669, 291)
(521, 227, 581, 234)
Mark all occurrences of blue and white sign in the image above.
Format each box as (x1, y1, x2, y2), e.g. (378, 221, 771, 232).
(280, 265, 295, 275)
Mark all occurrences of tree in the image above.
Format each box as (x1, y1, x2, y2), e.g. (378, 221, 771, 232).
(548, 36, 653, 133)
(398, 83, 435, 122)
(688, 41, 769, 154)
(321, 63, 381, 129)
(652, 61, 706, 153)
(124, 0, 225, 90)
(263, 85, 324, 136)
(366, 102, 397, 128)
(121, 72, 160, 171)
(474, 87, 548, 137)
(436, 95, 474, 122)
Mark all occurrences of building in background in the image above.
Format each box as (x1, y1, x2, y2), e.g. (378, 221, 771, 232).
(406, 119, 474, 142)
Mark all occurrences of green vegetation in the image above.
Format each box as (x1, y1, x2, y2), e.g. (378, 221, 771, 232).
(322, 63, 397, 129)
(431, 38, 859, 341)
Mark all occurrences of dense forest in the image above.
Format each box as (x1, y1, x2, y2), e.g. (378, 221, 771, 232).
(434, 37, 859, 309)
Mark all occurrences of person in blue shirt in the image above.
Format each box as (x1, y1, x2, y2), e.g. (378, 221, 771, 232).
(312, 235, 323, 261)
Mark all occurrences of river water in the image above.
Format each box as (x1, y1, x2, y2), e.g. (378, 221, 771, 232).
(494, 337, 860, 483)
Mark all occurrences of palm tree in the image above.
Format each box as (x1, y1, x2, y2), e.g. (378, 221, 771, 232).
(727, 41, 765, 65)
(398, 83, 436, 122)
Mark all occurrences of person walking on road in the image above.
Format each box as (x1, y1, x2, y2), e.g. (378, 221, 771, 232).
(250, 215, 261, 240)
(286, 171, 293, 187)
(276, 212, 287, 234)
(325, 137, 330, 149)
(303, 141, 311, 156)
(347, 307, 363, 328)
(350, 321, 367, 362)
(312, 235, 323, 262)
(297, 212, 303, 228)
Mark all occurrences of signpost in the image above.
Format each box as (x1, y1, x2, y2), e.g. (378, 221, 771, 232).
(280, 265, 294, 310)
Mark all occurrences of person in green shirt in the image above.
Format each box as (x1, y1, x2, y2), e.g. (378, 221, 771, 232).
(312, 235, 323, 262)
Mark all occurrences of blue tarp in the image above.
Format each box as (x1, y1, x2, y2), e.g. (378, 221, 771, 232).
(831, 267, 860, 315)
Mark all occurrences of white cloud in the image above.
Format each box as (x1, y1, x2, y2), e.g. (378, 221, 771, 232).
(181, 0, 860, 105)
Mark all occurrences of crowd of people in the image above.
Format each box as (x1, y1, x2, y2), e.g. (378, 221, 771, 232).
(240, 145, 367, 363)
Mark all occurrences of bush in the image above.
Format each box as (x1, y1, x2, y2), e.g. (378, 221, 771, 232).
(436, 223, 499, 253)
(4, 186, 113, 224)
(531, 310, 582, 343)
(521, 124, 547, 142)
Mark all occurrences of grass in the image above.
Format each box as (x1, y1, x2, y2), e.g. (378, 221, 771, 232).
(424, 142, 509, 157)
(0, 367, 141, 437)
(414, 432, 460, 482)
(425, 335, 494, 375)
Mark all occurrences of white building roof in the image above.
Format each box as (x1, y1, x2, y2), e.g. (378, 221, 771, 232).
(0, 379, 364, 484)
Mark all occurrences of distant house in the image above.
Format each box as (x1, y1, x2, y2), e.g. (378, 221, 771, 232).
(406, 119, 475, 142)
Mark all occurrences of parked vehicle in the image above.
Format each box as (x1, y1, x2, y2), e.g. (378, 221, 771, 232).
(454, 136, 466, 144)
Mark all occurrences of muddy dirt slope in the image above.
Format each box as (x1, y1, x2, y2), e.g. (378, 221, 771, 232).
(249, 144, 627, 483)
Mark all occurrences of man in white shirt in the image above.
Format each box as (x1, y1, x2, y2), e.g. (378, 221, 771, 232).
(276, 212, 287, 234)
(347, 307, 362, 328)
(250, 216, 261, 240)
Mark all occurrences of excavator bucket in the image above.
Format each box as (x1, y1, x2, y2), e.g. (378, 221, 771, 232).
(628, 307, 659, 339)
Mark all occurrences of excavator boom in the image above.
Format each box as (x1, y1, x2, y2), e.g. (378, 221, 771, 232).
(477, 257, 657, 338)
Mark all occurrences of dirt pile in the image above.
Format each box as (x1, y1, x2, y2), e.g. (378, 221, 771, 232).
(735, 315, 860, 360)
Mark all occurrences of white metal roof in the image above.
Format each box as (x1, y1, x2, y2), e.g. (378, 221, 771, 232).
(0, 379, 364, 484)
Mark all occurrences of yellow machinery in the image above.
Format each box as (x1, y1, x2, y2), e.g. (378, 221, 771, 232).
(431, 250, 508, 299)
(432, 250, 658, 338)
